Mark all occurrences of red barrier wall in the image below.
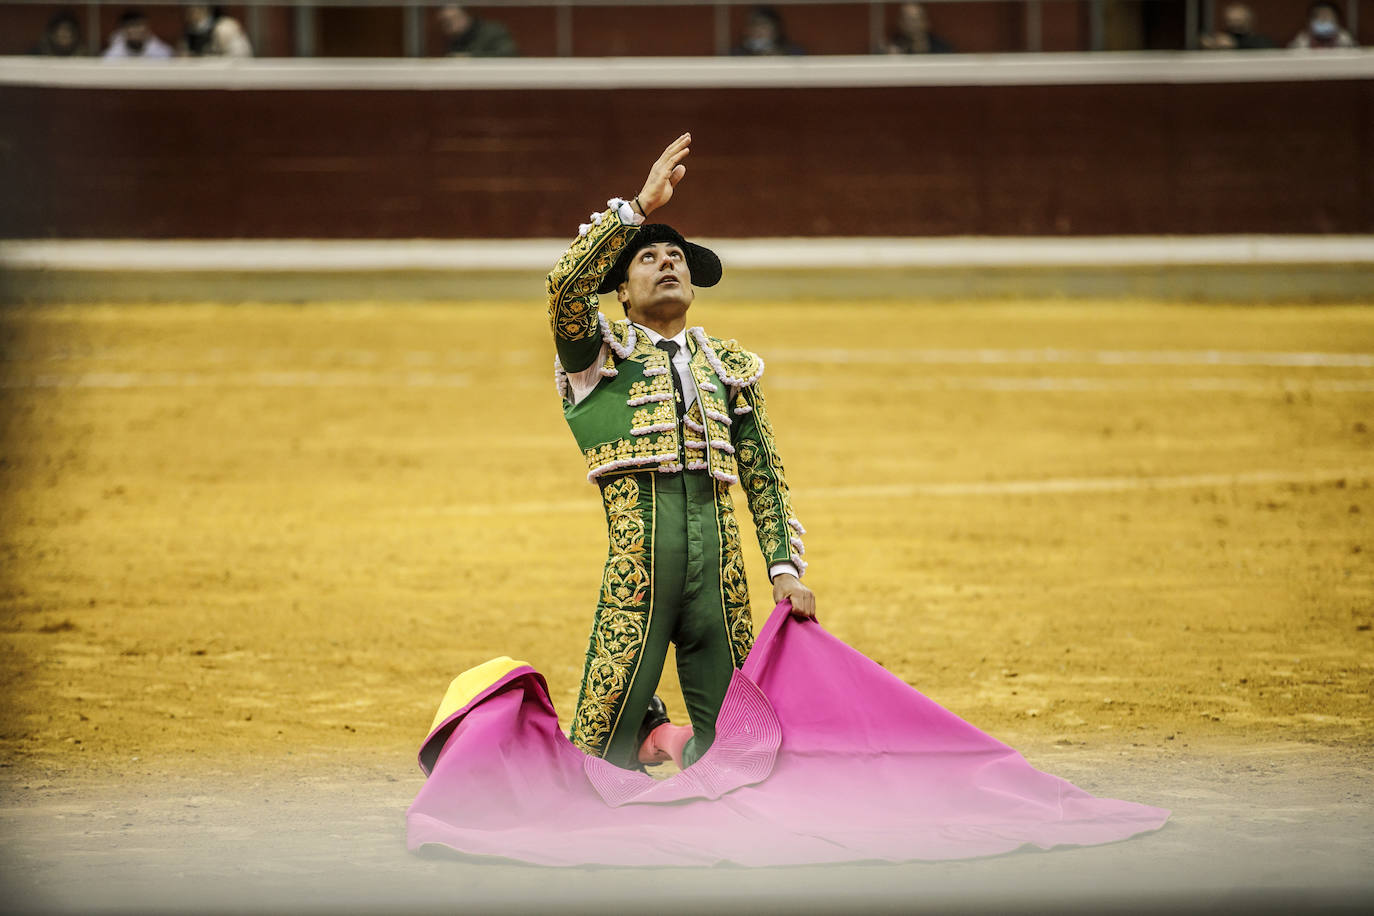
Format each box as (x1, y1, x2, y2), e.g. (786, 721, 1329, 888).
(1, 79, 1370, 239)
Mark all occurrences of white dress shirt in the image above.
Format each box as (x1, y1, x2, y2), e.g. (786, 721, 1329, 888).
(631, 323, 695, 412)
(102, 34, 174, 59)
(563, 323, 695, 409)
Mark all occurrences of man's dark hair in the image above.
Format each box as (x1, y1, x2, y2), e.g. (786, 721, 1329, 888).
(1307, 0, 1343, 22)
(750, 5, 786, 34)
(595, 224, 722, 298)
(48, 9, 80, 31)
(117, 8, 148, 26)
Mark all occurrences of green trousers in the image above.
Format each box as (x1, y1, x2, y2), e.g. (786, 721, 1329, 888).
(570, 469, 755, 770)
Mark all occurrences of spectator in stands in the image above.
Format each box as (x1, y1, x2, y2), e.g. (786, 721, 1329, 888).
(1289, 1, 1357, 48)
(731, 6, 805, 56)
(103, 8, 173, 59)
(181, 4, 253, 57)
(884, 3, 954, 54)
(1199, 3, 1278, 49)
(30, 9, 88, 56)
(436, 5, 518, 57)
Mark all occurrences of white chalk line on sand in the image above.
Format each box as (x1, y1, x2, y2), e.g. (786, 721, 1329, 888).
(4, 372, 1373, 393)
(4, 346, 1372, 370)
(0, 370, 473, 389)
(809, 468, 1372, 502)
(771, 377, 1374, 393)
(767, 348, 1374, 369)
(418, 468, 1372, 518)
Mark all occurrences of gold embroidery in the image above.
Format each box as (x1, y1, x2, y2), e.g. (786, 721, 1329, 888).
(546, 209, 635, 343)
(627, 376, 673, 401)
(717, 342, 763, 382)
(615, 318, 662, 358)
(600, 478, 649, 608)
(631, 399, 676, 432)
(570, 476, 652, 756)
(715, 481, 755, 666)
(682, 399, 739, 480)
(734, 385, 797, 565)
(584, 432, 679, 474)
(551, 299, 598, 343)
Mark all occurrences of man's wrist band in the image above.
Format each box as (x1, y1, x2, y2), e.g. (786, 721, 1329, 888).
(633, 196, 645, 216)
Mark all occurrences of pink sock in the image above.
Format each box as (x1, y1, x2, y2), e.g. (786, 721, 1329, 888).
(640, 722, 694, 767)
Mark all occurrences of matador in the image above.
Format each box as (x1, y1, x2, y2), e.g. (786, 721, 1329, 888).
(545, 134, 817, 772)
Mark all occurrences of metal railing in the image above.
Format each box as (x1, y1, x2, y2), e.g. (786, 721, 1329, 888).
(9, 0, 1363, 58)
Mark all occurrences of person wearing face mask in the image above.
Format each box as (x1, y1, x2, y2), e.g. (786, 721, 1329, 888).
(1289, 0, 1357, 48)
(731, 5, 805, 56)
(1199, 2, 1277, 50)
(103, 8, 173, 59)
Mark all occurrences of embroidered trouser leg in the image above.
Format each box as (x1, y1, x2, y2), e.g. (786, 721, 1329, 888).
(570, 470, 755, 770)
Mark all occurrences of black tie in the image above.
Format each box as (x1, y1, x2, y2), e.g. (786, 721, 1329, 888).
(655, 339, 686, 421)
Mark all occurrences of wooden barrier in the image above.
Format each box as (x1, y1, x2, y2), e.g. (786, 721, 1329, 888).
(1, 55, 1371, 239)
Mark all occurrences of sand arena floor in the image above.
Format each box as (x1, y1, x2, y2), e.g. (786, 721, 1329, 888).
(0, 299, 1371, 911)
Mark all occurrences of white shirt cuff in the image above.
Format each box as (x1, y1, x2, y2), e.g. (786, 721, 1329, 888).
(611, 197, 644, 226)
(578, 197, 643, 237)
(769, 562, 800, 582)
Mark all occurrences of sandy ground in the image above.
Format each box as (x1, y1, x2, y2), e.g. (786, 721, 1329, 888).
(0, 299, 1371, 911)
(1, 741, 1371, 914)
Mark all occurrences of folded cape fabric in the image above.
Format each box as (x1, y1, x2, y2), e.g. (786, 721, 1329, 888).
(407, 604, 1170, 866)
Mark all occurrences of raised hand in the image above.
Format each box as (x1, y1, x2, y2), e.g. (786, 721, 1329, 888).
(635, 133, 691, 217)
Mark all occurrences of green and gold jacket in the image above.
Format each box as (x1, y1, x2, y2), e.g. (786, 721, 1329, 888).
(545, 202, 808, 575)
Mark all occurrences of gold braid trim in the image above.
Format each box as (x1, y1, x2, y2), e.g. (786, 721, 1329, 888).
(715, 341, 764, 387)
(545, 207, 637, 344)
(714, 480, 755, 667)
(583, 432, 680, 477)
(569, 475, 653, 757)
(733, 383, 800, 569)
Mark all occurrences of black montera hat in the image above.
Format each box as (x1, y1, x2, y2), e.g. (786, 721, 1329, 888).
(595, 224, 723, 295)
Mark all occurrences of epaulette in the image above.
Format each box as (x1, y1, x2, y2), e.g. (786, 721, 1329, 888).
(690, 328, 765, 389)
(600, 314, 640, 355)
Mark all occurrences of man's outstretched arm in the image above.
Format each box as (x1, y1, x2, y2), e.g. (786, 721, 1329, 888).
(544, 133, 692, 374)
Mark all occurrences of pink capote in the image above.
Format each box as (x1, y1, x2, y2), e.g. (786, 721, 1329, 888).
(407, 604, 1170, 866)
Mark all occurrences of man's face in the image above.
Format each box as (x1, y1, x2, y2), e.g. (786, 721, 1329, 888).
(51, 21, 78, 50)
(1223, 3, 1253, 34)
(437, 5, 470, 36)
(1310, 5, 1339, 29)
(746, 15, 779, 46)
(899, 3, 929, 35)
(617, 242, 693, 317)
(124, 20, 150, 46)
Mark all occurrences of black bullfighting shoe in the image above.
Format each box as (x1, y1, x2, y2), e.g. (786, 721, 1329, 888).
(635, 696, 672, 765)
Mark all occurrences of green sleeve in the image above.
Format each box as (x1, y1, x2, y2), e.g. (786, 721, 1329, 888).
(730, 382, 807, 575)
(544, 206, 639, 374)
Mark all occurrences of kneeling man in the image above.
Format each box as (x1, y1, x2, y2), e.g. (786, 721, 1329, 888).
(545, 133, 816, 771)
